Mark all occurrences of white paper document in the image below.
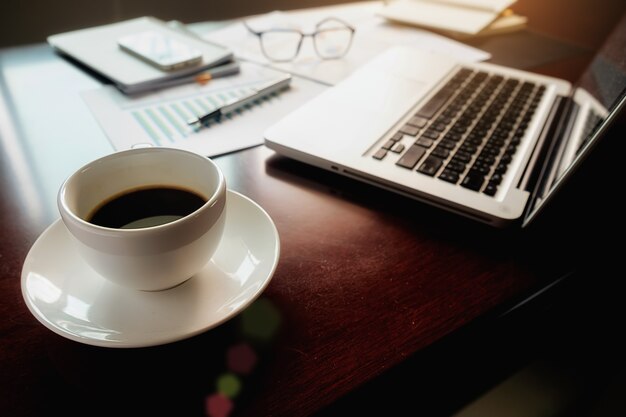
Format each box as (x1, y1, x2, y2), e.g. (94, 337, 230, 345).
(203, 1, 490, 86)
(82, 62, 326, 156)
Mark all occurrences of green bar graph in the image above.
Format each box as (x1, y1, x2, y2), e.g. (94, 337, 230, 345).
(127, 85, 275, 146)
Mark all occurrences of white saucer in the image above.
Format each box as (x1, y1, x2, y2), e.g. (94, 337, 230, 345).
(21, 190, 280, 348)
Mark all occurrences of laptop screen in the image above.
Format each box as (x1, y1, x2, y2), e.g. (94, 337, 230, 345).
(523, 16, 626, 226)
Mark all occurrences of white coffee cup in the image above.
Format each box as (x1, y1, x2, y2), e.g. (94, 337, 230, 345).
(58, 147, 227, 291)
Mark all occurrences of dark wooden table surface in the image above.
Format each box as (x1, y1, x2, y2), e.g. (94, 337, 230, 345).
(1, 2, 625, 416)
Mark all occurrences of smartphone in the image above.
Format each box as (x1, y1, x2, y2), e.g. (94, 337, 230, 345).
(117, 30, 203, 71)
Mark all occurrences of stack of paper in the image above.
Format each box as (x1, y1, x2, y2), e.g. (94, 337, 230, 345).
(378, 0, 526, 37)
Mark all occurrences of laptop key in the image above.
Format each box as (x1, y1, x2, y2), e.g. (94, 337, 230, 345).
(431, 146, 450, 159)
(444, 131, 463, 142)
(451, 124, 468, 134)
(422, 130, 440, 140)
(430, 122, 447, 132)
(439, 139, 457, 150)
(481, 146, 500, 156)
(452, 151, 471, 163)
(407, 116, 428, 128)
(494, 163, 509, 175)
(505, 143, 518, 153)
(382, 139, 395, 150)
(446, 160, 466, 173)
(487, 137, 505, 147)
(460, 144, 477, 155)
(476, 154, 496, 166)
(415, 137, 434, 148)
(399, 124, 420, 136)
(415, 90, 454, 119)
(439, 169, 460, 184)
(435, 115, 453, 125)
(471, 163, 491, 175)
(417, 156, 443, 176)
(461, 172, 484, 191)
(467, 136, 484, 146)
(490, 173, 503, 185)
(483, 182, 498, 196)
(396, 145, 426, 169)
(390, 143, 405, 153)
(373, 149, 387, 160)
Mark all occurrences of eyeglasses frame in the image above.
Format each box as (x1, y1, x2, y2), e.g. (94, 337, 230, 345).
(243, 17, 356, 62)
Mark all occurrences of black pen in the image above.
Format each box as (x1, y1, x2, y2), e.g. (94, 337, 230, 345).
(187, 74, 292, 129)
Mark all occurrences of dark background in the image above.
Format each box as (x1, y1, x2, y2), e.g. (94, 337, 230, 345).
(1, 0, 625, 49)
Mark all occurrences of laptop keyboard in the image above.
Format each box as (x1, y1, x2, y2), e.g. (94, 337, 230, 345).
(372, 67, 546, 196)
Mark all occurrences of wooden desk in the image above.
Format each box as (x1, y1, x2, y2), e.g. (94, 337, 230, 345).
(1, 3, 624, 417)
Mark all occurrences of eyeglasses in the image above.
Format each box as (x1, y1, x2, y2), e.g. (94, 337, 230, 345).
(243, 17, 356, 62)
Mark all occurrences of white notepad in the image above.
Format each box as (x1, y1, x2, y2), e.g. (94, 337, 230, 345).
(48, 17, 233, 94)
(378, 0, 517, 36)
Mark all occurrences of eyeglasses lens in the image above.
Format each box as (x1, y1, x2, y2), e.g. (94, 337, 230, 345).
(314, 21, 353, 59)
(260, 31, 302, 61)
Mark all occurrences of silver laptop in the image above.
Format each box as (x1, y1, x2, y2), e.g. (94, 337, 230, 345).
(265, 36, 625, 227)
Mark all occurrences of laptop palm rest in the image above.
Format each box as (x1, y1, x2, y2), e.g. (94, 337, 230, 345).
(265, 48, 458, 160)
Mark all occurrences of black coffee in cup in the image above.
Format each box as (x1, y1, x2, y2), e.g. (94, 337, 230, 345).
(88, 186, 207, 229)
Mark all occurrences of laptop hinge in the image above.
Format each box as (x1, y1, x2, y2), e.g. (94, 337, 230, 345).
(540, 101, 580, 196)
(521, 95, 575, 222)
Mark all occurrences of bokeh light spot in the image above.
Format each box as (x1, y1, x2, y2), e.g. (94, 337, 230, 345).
(241, 298, 281, 342)
(227, 343, 257, 375)
(217, 373, 242, 399)
(206, 393, 233, 417)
